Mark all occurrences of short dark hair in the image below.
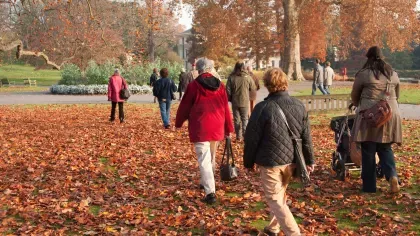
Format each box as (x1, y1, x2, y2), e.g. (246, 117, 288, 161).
(325, 61, 331, 66)
(315, 58, 321, 64)
(160, 68, 169, 78)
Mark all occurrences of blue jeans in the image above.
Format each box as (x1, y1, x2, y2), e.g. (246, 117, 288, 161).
(159, 100, 171, 126)
(311, 82, 328, 95)
(361, 142, 398, 193)
(324, 85, 331, 95)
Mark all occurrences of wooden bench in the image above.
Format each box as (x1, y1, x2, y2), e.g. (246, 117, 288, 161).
(295, 94, 352, 113)
(23, 79, 37, 87)
(0, 78, 15, 87)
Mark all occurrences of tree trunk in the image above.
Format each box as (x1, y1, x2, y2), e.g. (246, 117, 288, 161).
(147, 0, 155, 62)
(148, 28, 155, 62)
(281, 0, 305, 81)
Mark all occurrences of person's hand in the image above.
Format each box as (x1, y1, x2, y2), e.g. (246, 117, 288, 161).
(225, 133, 232, 139)
(307, 164, 315, 173)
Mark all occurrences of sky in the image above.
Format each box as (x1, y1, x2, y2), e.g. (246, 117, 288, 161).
(178, 0, 420, 29)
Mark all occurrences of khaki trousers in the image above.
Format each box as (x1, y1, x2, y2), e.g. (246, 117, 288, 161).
(260, 165, 301, 236)
(194, 141, 218, 195)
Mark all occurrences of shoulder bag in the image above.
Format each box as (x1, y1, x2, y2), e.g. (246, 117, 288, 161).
(120, 79, 131, 100)
(220, 137, 239, 181)
(359, 81, 392, 128)
(272, 102, 311, 187)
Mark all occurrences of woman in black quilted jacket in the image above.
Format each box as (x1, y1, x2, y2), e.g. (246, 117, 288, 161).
(243, 68, 315, 236)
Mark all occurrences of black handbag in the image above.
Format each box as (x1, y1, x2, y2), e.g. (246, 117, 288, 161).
(120, 79, 130, 100)
(272, 102, 311, 187)
(220, 137, 239, 181)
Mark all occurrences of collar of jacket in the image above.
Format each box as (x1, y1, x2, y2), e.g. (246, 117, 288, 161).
(264, 91, 289, 100)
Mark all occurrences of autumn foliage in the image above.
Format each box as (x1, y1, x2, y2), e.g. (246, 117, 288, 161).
(0, 104, 419, 234)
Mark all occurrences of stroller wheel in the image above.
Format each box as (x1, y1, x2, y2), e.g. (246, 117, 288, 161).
(332, 152, 339, 171)
(376, 164, 384, 179)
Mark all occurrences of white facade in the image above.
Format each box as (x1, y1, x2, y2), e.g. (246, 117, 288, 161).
(177, 29, 193, 71)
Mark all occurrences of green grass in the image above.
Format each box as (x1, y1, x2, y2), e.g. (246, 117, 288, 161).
(0, 64, 61, 86)
(89, 205, 101, 216)
(294, 85, 420, 104)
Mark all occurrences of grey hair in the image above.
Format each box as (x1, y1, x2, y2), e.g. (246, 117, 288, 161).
(196, 57, 214, 74)
(114, 69, 120, 74)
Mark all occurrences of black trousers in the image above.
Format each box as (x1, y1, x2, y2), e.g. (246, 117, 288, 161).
(361, 142, 398, 193)
(110, 102, 124, 121)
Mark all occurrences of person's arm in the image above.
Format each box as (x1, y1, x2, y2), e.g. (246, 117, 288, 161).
(107, 78, 112, 101)
(301, 111, 315, 165)
(324, 68, 328, 84)
(122, 77, 128, 89)
(152, 80, 159, 98)
(175, 83, 196, 128)
(171, 80, 177, 93)
(226, 76, 232, 102)
(395, 74, 400, 101)
(351, 73, 364, 106)
(243, 102, 266, 169)
(222, 87, 234, 135)
(249, 76, 256, 92)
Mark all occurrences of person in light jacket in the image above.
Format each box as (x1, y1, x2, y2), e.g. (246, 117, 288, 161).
(323, 61, 335, 94)
(108, 69, 128, 123)
(244, 68, 315, 236)
(351, 46, 402, 193)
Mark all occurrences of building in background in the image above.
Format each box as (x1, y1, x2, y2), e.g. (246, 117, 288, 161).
(177, 29, 193, 70)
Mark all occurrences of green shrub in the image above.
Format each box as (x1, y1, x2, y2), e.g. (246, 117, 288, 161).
(85, 61, 120, 85)
(59, 64, 82, 85)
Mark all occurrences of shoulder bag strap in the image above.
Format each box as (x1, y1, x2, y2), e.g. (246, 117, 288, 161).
(228, 138, 235, 166)
(271, 101, 297, 139)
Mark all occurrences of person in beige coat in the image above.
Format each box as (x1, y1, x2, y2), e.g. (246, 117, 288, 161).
(351, 46, 402, 193)
(323, 61, 334, 94)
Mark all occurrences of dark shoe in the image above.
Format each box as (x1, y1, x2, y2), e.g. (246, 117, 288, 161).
(109, 118, 115, 122)
(203, 193, 216, 204)
(164, 125, 170, 129)
(120, 119, 124, 123)
(263, 227, 279, 236)
(199, 184, 204, 190)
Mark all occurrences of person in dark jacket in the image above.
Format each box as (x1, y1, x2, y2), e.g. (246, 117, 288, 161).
(153, 68, 177, 129)
(107, 69, 128, 123)
(178, 68, 192, 100)
(226, 61, 256, 141)
(150, 68, 159, 103)
(175, 58, 234, 204)
(243, 68, 315, 236)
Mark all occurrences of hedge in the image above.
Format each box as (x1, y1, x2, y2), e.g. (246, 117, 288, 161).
(50, 84, 152, 95)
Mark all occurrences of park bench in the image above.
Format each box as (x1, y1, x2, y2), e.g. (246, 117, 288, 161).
(0, 78, 15, 87)
(23, 79, 37, 87)
(295, 94, 352, 113)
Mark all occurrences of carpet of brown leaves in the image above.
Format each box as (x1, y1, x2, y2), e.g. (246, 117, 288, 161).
(0, 104, 419, 235)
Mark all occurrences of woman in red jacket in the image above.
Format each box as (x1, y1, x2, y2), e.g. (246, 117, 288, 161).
(175, 58, 234, 204)
(107, 69, 128, 123)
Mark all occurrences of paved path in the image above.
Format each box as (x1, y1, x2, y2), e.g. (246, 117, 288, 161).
(0, 81, 419, 119)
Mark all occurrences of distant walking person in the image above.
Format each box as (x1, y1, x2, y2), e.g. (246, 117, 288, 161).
(312, 59, 328, 95)
(324, 61, 335, 94)
(247, 66, 260, 115)
(153, 68, 177, 129)
(226, 61, 256, 141)
(351, 46, 402, 193)
(108, 69, 128, 123)
(149, 68, 159, 103)
(175, 58, 233, 204)
(186, 63, 199, 83)
(178, 68, 192, 100)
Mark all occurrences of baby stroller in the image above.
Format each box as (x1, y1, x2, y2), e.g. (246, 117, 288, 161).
(330, 113, 383, 181)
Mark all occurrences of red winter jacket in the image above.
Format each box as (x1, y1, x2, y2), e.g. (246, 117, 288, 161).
(175, 73, 234, 143)
(108, 74, 128, 102)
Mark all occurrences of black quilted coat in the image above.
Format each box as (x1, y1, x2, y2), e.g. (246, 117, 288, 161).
(243, 91, 315, 168)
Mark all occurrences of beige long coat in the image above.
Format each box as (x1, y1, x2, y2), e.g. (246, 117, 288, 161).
(351, 69, 402, 144)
